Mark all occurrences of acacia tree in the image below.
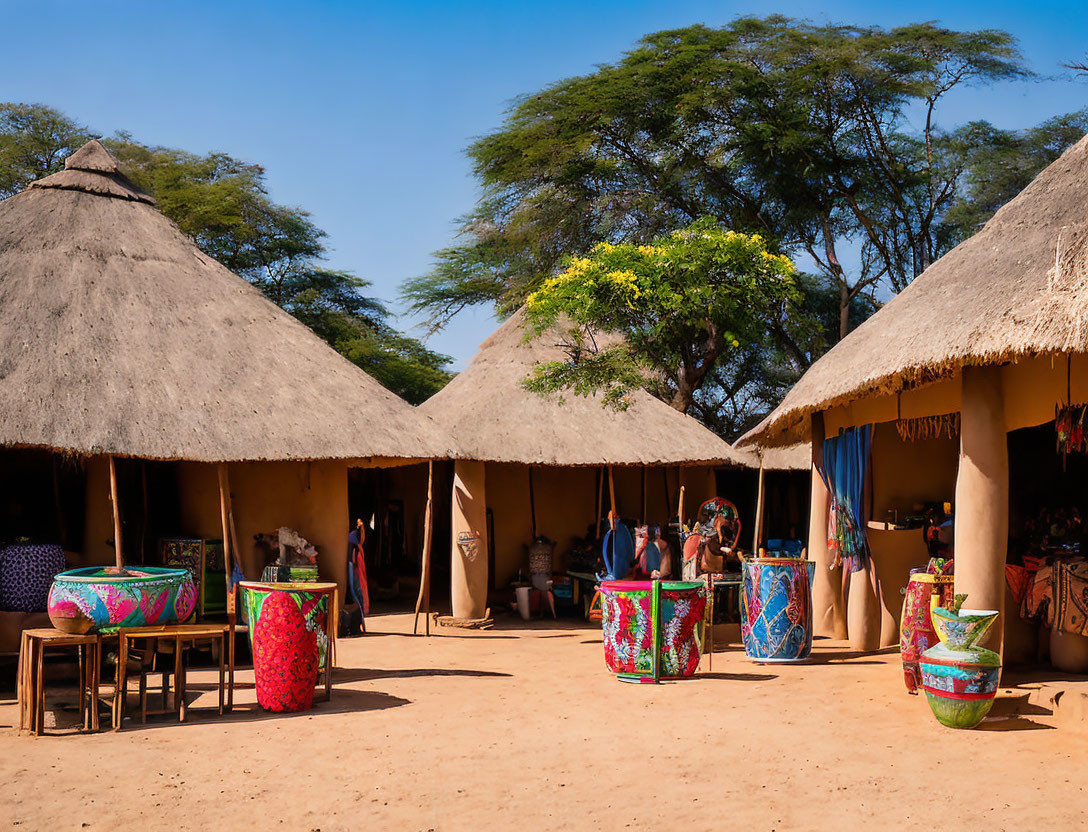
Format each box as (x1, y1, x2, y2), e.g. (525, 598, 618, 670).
(405, 17, 1028, 342)
(521, 218, 798, 416)
(0, 103, 94, 197)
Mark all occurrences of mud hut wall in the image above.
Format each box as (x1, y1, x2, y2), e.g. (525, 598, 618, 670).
(175, 460, 348, 592)
(80, 455, 115, 567)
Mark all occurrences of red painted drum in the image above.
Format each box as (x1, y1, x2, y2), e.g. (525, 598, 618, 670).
(240, 581, 334, 712)
(600, 580, 708, 679)
(900, 572, 955, 693)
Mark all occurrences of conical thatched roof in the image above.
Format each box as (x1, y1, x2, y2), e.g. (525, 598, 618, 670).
(420, 309, 753, 467)
(0, 140, 450, 462)
(741, 132, 1088, 448)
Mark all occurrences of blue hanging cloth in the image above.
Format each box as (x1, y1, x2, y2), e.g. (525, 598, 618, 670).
(600, 520, 635, 581)
(820, 425, 872, 573)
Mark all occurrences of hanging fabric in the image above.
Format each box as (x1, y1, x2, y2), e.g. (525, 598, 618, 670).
(820, 425, 872, 573)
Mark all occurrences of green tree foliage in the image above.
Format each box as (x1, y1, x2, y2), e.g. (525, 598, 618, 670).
(405, 17, 1029, 347)
(941, 110, 1088, 243)
(521, 219, 798, 417)
(401, 16, 1088, 436)
(0, 103, 94, 197)
(0, 105, 451, 404)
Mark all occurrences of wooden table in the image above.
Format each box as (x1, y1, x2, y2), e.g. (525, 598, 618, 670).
(114, 623, 229, 730)
(18, 628, 101, 735)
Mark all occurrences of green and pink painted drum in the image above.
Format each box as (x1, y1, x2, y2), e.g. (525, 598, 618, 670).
(47, 566, 196, 634)
(600, 580, 708, 680)
(920, 607, 1002, 729)
(240, 581, 335, 712)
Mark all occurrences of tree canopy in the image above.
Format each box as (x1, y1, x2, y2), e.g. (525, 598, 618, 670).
(0, 105, 451, 404)
(404, 15, 1084, 437)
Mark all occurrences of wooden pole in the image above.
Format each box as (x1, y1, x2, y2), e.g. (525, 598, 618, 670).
(753, 457, 766, 554)
(678, 485, 686, 533)
(608, 465, 617, 530)
(216, 463, 237, 711)
(528, 465, 537, 539)
(640, 466, 647, 526)
(108, 456, 123, 570)
(595, 467, 604, 538)
(414, 461, 435, 636)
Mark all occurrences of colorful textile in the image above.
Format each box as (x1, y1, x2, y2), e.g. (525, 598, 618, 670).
(0, 543, 65, 612)
(1005, 564, 1031, 606)
(821, 426, 872, 573)
(741, 558, 813, 662)
(242, 582, 331, 712)
(900, 570, 955, 694)
(1019, 558, 1088, 636)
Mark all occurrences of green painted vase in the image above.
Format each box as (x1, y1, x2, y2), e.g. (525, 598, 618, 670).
(919, 607, 1001, 729)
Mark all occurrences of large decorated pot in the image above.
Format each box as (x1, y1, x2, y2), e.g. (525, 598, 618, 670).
(900, 571, 956, 693)
(741, 557, 814, 663)
(0, 543, 66, 613)
(240, 581, 334, 712)
(47, 566, 196, 634)
(600, 580, 707, 680)
(920, 607, 1001, 729)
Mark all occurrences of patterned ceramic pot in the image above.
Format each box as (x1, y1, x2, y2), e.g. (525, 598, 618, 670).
(0, 543, 66, 613)
(900, 573, 956, 693)
(241, 581, 334, 712)
(741, 558, 814, 663)
(47, 566, 196, 634)
(920, 642, 1001, 729)
(920, 608, 1001, 729)
(599, 580, 707, 679)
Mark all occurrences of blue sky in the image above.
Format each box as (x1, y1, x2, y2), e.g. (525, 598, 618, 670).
(2, 0, 1085, 368)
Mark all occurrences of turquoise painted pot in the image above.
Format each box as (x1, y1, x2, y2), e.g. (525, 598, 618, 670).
(920, 642, 1001, 729)
(741, 558, 814, 663)
(47, 566, 197, 634)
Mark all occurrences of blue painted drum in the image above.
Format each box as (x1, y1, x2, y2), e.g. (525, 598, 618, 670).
(741, 557, 814, 663)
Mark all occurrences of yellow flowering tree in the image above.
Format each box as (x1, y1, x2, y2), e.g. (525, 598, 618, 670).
(523, 218, 798, 415)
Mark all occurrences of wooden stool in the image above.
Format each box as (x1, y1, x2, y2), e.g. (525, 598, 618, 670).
(18, 628, 101, 735)
(114, 624, 228, 730)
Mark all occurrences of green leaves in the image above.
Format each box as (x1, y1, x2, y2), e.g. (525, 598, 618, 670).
(521, 218, 798, 415)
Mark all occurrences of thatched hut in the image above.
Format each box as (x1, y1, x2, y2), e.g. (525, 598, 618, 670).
(0, 140, 450, 647)
(415, 309, 807, 619)
(740, 133, 1088, 668)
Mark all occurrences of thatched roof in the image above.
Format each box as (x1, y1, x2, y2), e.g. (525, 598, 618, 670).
(741, 132, 1088, 448)
(753, 443, 810, 471)
(0, 140, 450, 462)
(420, 309, 753, 467)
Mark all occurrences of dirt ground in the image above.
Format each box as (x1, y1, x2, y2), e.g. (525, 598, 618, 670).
(2, 611, 1088, 831)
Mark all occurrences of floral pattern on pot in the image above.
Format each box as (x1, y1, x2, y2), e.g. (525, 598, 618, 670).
(900, 573, 955, 694)
(241, 582, 333, 713)
(47, 567, 196, 634)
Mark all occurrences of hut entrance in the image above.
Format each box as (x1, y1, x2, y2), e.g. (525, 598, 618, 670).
(1007, 421, 1088, 673)
(348, 462, 452, 614)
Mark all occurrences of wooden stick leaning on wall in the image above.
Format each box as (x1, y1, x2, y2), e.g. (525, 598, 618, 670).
(108, 455, 123, 570)
(216, 463, 236, 711)
(413, 460, 435, 636)
(753, 457, 766, 554)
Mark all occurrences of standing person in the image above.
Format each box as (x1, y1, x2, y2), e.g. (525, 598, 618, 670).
(346, 518, 370, 635)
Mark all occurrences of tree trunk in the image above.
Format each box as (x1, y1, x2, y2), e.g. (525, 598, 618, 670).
(839, 281, 850, 341)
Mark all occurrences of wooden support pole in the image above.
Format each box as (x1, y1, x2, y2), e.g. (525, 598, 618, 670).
(678, 485, 686, 532)
(216, 463, 237, 711)
(753, 457, 766, 553)
(108, 455, 123, 570)
(641, 466, 647, 526)
(528, 465, 537, 539)
(608, 465, 617, 528)
(414, 461, 435, 636)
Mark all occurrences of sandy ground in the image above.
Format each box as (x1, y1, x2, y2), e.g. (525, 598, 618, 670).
(2, 611, 1088, 831)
